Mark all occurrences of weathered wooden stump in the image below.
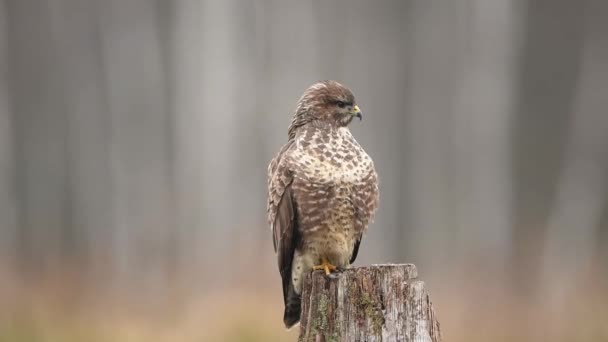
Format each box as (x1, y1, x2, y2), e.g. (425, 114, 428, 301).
(299, 264, 441, 342)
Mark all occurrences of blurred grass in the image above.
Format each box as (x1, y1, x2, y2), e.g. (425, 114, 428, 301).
(0, 266, 297, 342)
(0, 266, 606, 342)
(0, 297, 297, 342)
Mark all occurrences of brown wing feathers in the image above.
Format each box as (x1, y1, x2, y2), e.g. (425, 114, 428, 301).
(274, 185, 297, 302)
(268, 142, 298, 304)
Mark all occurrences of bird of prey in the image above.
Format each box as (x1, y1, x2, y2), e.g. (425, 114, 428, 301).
(267, 80, 379, 328)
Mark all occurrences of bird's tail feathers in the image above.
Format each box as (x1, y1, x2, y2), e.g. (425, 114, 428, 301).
(283, 281, 301, 329)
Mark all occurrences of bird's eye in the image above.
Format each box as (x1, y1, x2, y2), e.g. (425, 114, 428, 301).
(336, 101, 346, 108)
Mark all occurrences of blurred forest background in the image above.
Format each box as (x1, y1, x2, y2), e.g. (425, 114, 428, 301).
(1, 0, 607, 341)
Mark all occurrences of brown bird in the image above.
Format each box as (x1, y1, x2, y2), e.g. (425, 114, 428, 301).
(267, 80, 379, 328)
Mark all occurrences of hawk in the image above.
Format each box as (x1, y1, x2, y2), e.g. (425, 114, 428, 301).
(267, 80, 379, 328)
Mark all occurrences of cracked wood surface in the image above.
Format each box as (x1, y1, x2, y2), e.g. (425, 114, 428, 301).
(299, 264, 441, 342)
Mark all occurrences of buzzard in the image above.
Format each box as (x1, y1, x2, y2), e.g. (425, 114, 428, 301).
(267, 80, 379, 328)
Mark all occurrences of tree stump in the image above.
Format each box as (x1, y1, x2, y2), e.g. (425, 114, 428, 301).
(299, 264, 441, 342)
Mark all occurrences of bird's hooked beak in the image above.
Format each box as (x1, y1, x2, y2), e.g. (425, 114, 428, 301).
(351, 105, 363, 121)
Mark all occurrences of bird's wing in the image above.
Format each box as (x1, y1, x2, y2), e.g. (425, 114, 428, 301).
(350, 168, 380, 264)
(267, 141, 298, 302)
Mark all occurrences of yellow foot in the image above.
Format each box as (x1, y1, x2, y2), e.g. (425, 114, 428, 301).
(312, 259, 337, 276)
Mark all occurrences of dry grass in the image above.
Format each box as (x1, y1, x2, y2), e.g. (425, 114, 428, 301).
(0, 263, 606, 342)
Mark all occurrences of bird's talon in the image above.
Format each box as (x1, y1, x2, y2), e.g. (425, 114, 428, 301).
(313, 259, 338, 276)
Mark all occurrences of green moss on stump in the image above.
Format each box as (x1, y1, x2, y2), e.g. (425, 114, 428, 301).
(359, 292, 385, 335)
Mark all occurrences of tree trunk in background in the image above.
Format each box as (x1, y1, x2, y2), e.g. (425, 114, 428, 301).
(404, 0, 518, 276)
(97, 0, 176, 294)
(172, 0, 246, 285)
(44, 0, 113, 271)
(540, 1, 608, 337)
(510, 0, 585, 296)
(404, 1, 464, 273)
(6, 0, 72, 272)
(0, 0, 17, 263)
(449, 0, 519, 267)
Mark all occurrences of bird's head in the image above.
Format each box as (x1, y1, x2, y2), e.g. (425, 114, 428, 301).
(293, 80, 363, 129)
